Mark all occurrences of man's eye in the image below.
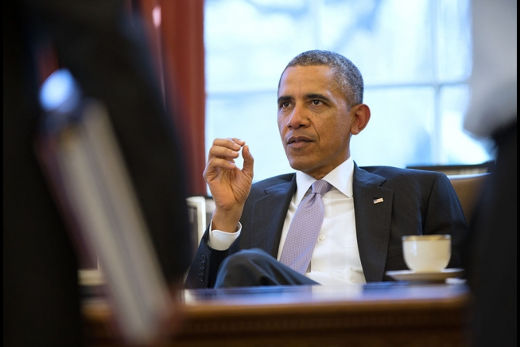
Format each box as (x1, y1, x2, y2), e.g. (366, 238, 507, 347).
(280, 102, 290, 109)
(311, 99, 322, 106)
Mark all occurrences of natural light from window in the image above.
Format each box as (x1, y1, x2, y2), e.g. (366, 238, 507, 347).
(204, 0, 492, 183)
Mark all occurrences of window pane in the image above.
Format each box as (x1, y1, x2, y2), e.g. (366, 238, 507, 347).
(439, 86, 493, 164)
(437, 0, 472, 81)
(322, 0, 434, 85)
(352, 87, 435, 168)
(205, 0, 315, 92)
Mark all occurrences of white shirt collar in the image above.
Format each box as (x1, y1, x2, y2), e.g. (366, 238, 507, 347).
(295, 158, 354, 205)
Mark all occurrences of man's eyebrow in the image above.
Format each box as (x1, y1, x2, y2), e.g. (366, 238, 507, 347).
(277, 95, 292, 104)
(305, 93, 329, 101)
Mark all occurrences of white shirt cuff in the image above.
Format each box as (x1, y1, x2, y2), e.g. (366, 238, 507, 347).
(207, 221, 242, 251)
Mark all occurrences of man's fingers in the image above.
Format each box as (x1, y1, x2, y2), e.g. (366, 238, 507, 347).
(208, 144, 240, 161)
(208, 138, 248, 162)
(241, 145, 254, 177)
(230, 137, 246, 147)
(212, 137, 243, 150)
(204, 157, 238, 176)
(204, 138, 250, 182)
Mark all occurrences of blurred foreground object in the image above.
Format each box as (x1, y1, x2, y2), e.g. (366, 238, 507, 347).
(37, 69, 173, 344)
(3, 1, 193, 345)
(463, 0, 517, 346)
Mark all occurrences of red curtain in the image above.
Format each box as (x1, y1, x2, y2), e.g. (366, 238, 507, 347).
(138, 0, 206, 195)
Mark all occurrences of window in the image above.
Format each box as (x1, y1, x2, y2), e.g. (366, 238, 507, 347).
(204, 0, 491, 182)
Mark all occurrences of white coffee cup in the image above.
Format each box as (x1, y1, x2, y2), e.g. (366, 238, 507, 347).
(402, 235, 451, 273)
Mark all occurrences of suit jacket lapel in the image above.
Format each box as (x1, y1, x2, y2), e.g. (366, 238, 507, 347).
(249, 177, 296, 257)
(353, 165, 393, 282)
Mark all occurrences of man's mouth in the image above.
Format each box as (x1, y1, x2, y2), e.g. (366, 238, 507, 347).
(287, 136, 313, 145)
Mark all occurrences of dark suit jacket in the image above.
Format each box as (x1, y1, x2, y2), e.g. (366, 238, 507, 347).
(185, 164, 467, 288)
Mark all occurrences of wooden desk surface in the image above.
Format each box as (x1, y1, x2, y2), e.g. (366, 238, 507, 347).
(84, 283, 470, 346)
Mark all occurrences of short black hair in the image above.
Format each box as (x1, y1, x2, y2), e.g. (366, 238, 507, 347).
(279, 50, 364, 106)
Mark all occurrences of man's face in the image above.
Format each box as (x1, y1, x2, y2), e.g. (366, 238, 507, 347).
(277, 65, 353, 179)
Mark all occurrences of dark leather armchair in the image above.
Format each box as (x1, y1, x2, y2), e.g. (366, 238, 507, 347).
(448, 173, 489, 222)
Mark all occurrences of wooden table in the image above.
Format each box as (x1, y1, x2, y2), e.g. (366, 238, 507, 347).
(83, 282, 470, 346)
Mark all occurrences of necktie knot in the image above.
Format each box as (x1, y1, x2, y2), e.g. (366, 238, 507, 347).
(311, 180, 331, 196)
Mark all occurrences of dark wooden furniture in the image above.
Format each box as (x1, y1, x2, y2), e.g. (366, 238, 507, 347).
(83, 282, 470, 346)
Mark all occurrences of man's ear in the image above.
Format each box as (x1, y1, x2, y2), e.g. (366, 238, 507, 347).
(350, 104, 371, 135)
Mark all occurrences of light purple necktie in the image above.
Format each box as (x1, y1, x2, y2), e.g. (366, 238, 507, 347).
(280, 180, 331, 274)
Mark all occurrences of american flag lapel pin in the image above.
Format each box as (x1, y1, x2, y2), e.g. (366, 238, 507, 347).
(373, 197, 384, 204)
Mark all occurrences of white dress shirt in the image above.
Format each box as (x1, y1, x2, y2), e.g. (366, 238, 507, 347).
(208, 158, 366, 285)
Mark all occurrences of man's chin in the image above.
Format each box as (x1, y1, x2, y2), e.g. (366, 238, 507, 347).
(288, 158, 313, 173)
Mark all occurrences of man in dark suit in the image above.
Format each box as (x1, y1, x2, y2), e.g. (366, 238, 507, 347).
(4, 1, 193, 345)
(185, 50, 466, 289)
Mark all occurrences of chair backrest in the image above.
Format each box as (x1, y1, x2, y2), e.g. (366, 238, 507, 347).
(448, 173, 489, 222)
(186, 195, 215, 245)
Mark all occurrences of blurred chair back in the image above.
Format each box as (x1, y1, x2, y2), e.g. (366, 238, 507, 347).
(448, 173, 489, 222)
(186, 196, 215, 247)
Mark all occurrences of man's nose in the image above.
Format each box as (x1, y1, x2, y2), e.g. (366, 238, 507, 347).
(287, 104, 309, 129)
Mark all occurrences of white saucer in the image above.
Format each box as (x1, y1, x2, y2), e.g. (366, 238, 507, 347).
(386, 268, 464, 282)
